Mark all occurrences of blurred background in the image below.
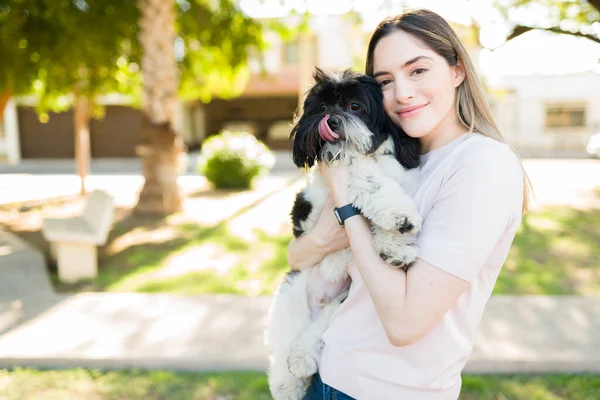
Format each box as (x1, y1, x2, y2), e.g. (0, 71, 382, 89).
(0, 0, 599, 399)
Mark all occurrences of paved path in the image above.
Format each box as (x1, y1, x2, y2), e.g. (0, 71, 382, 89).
(1, 229, 599, 374)
(0, 156, 599, 374)
(0, 151, 300, 207)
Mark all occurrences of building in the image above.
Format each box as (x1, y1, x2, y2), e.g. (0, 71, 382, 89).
(492, 72, 600, 156)
(0, 12, 480, 161)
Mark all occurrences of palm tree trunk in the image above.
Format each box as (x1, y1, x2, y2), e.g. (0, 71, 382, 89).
(134, 0, 184, 215)
(0, 91, 11, 138)
(74, 88, 91, 196)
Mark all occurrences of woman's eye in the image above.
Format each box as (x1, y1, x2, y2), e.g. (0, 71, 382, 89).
(350, 103, 361, 111)
(378, 79, 391, 88)
(320, 104, 327, 112)
(412, 68, 427, 76)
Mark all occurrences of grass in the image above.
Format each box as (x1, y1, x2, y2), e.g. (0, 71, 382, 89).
(0, 185, 598, 296)
(0, 369, 599, 399)
(494, 205, 600, 295)
(0, 179, 297, 295)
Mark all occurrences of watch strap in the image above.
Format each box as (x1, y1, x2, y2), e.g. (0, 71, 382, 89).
(334, 204, 361, 226)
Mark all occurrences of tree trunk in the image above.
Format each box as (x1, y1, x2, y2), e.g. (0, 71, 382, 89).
(74, 89, 91, 196)
(134, 0, 184, 215)
(0, 91, 11, 138)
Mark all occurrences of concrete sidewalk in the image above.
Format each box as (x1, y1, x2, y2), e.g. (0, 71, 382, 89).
(1, 229, 599, 374)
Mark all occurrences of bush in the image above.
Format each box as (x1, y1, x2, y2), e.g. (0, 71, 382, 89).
(197, 130, 275, 189)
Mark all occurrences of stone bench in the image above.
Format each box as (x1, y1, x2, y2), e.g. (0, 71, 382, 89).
(42, 189, 115, 283)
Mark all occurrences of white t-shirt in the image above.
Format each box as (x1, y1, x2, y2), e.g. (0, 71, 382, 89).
(319, 133, 524, 400)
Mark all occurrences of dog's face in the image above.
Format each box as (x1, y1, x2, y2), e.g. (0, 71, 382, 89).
(290, 68, 420, 169)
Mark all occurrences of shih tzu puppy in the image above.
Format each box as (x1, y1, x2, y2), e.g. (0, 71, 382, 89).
(265, 68, 422, 400)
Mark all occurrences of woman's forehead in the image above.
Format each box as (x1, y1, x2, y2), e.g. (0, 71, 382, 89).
(373, 31, 437, 71)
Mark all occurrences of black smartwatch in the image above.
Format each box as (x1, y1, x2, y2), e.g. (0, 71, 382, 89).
(333, 204, 361, 226)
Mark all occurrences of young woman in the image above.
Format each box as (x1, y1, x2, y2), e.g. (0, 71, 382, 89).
(289, 9, 530, 400)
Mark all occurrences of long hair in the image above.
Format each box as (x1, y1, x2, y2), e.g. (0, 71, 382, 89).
(365, 9, 532, 214)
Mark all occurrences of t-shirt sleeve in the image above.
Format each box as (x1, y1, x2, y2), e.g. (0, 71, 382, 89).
(416, 144, 524, 282)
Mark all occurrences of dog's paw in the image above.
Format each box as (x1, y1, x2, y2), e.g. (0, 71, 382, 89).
(379, 244, 418, 270)
(287, 348, 318, 378)
(394, 212, 421, 234)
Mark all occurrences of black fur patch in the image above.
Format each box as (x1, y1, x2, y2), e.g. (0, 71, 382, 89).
(398, 221, 414, 234)
(284, 270, 301, 284)
(291, 191, 312, 238)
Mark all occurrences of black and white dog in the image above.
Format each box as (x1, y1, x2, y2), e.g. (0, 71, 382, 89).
(265, 68, 422, 400)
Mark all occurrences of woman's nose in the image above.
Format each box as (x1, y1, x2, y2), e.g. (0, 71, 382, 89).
(394, 81, 415, 103)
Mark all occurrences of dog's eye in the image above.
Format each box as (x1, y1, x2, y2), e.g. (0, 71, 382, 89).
(320, 104, 327, 112)
(350, 103, 361, 111)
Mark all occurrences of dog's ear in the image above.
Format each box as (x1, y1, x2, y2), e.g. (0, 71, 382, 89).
(289, 118, 315, 169)
(389, 120, 420, 169)
(313, 67, 326, 84)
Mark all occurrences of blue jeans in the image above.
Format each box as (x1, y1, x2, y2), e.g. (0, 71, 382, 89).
(302, 373, 460, 400)
(303, 372, 356, 400)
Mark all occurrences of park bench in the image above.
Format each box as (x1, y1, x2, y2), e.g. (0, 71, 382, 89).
(42, 189, 115, 283)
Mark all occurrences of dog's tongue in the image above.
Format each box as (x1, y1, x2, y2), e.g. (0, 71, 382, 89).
(318, 114, 340, 142)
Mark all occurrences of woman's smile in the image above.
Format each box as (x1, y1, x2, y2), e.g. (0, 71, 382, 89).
(396, 103, 429, 119)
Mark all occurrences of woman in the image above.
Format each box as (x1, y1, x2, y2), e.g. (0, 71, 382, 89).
(289, 9, 530, 400)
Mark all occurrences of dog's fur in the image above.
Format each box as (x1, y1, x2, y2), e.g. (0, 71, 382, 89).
(264, 69, 422, 400)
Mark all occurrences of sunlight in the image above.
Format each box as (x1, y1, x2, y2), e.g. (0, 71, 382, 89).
(106, 226, 181, 255)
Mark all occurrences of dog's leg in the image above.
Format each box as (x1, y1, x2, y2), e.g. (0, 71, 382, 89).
(319, 248, 352, 283)
(372, 226, 419, 269)
(266, 270, 314, 400)
(287, 289, 350, 378)
(349, 160, 421, 234)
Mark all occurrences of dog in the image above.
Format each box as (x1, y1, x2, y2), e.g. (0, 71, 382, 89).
(264, 68, 422, 400)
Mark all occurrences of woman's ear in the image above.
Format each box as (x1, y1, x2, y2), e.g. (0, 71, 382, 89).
(453, 61, 466, 88)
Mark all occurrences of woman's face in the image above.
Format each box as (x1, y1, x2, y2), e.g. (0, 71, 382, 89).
(373, 30, 465, 142)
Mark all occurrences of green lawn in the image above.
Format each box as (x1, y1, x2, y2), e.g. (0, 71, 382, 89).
(0, 369, 599, 400)
(1, 190, 598, 296)
(494, 205, 600, 295)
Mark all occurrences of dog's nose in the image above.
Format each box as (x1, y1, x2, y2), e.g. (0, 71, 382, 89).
(327, 115, 341, 131)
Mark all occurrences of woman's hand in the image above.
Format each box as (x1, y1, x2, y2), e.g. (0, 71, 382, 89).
(312, 194, 350, 252)
(287, 194, 349, 270)
(319, 162, 350, 206)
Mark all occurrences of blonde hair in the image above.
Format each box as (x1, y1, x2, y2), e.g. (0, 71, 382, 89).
(366, 9, 532, 213)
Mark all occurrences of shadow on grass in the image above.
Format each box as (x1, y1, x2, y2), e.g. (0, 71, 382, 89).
(133, 227, 292, 295)
(495, 205, 600, 295)
(0, 180, 296, 294)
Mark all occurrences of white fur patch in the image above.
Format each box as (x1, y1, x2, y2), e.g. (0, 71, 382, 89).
(265, 137, 421, 400)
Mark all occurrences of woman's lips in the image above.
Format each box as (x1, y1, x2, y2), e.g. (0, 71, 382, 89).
(396, 103, 428, 118)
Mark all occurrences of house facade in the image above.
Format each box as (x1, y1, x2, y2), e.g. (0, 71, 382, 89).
(491, 73, 600, 156)
(1, 12, 480, 160)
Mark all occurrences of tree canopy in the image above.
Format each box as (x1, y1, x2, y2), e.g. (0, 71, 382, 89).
(0, 0, 295, 119)
(497, 0, 600, 45)
(0, 0, 141, 120)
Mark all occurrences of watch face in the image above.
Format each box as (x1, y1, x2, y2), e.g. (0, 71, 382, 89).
(333, 208, 343, 225)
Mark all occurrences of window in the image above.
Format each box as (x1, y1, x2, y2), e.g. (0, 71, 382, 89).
(283, 40, 300, 65)
(545, 104, 586, 129)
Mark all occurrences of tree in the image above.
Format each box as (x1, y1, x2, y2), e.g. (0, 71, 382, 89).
(0, 0, 141, 195)
(497, 0, 600, 44)
(133, 0, 272, 215)
(2, 0, 287, 211)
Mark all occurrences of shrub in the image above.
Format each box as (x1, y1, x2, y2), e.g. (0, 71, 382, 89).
(197, 130, 275, 189)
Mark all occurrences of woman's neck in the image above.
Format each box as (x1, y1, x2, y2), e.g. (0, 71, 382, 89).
(419, 108, 468, 154)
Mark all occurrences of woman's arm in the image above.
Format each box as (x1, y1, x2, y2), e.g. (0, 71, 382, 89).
(342, 214, 468, 346)
(287, 195, 350, 270)
(318, 162, 467, 345)
(320, 146, 523, 346)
